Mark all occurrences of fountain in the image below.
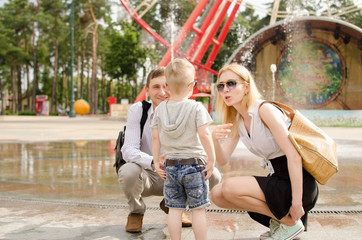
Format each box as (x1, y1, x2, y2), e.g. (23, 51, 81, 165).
(120, 0, 242, 103)
(229, 15, 362, 110)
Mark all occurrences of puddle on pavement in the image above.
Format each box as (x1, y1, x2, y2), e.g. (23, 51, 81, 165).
(0, 140, 119, 202)
(0, 139, 361, 207)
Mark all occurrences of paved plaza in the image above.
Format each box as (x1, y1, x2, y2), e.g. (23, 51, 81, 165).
(0, 115, 361, 240)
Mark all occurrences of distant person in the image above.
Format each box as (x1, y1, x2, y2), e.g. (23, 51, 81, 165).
(57, 104, 65, 115)
(119, 66, 221, 233)
(152, 58, 216, 240)
(210, 63, 318, 240)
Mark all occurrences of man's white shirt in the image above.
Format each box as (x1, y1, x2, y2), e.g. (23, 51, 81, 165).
(121, 101, 154, 170)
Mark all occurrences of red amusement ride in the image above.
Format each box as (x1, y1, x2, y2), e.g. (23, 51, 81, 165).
(120, 0, 242, 109)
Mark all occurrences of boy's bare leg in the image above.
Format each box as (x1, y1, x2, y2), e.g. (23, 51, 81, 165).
(192, 208, 207, 240)
(168, 208, 183, 240)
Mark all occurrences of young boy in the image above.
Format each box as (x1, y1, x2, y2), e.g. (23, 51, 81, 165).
(151, 58, 215, 240)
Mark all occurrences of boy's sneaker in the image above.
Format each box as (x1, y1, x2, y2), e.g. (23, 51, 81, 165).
(260, 218, 280, 240)
(265, 219, 304, 240)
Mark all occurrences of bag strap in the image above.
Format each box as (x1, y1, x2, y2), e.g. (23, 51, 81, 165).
(258, 100, 295, 128)
(140, 100, 152, 137)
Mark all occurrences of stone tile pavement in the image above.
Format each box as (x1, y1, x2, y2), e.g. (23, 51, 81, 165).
(0, 115, 361, 239)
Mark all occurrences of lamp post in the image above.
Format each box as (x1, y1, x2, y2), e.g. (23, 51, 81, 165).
(270, 64, 277, 100)
(69, 0, 76, 118)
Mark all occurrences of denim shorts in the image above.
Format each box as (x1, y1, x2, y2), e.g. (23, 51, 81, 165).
(164, 161, 210, 210)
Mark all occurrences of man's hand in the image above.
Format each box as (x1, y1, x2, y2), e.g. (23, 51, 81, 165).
(155, 161, 166, 180)
(155, 154, 166, 179)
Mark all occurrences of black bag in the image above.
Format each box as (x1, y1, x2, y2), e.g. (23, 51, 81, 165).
(114, 100, 152, 175)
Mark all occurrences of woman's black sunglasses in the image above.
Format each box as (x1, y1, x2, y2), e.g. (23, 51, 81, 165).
(216, 79, 245, 92)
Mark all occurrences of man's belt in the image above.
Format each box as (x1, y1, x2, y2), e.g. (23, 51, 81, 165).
(165, 158, 204, 166)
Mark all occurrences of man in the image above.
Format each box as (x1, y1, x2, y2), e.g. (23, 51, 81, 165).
(119, 66, 221, 233)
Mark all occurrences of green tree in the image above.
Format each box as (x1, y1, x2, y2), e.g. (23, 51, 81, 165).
(97, 25, 109, 112)
(0, 0, 32, 113)
(0, 21, 13, 115)
(79, 0, 110, 114)
(40, 0, 67, 113)
(104, 22, 149, 102)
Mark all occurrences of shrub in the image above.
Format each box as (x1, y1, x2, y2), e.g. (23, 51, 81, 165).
(18, 111, 36, 116)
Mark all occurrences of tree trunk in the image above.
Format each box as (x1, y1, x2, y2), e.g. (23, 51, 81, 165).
(32, 50, 38, 112)
(76, 50, 81, 100)
(11, 65, 18, 114)
(80, 50, 85, 99)
(0, 77, 4, 115)
(133, 77, 138, 103)
(87, 55, 90, 101)
(17, 65, 22, 112)
(91, 31, 98, 114)
(26, 64, 30, 111)
(25, 36, 30, 111)
(64, 73, 69, 108)
(30, 1, 41, 112)
(31, 24, 38, 112)
(59, 68, 64, 105)
(101, 67, 106, 112)
(51, 38, 59, 113)
(88, 0, 99, 114)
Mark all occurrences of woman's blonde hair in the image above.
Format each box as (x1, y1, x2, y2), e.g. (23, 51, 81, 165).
(215, 63, 262, 136)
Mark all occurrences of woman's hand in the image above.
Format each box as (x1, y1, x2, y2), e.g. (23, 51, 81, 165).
(212, 123, 233, 140)
(202, 162, 214, 180)
(211, 123, 238, 167)
(288, 201, 304, 224)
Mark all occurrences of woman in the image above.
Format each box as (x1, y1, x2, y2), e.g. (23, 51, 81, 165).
(210, 63, 318, 240)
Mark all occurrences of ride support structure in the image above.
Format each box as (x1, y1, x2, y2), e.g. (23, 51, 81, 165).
(119, 0, 242, 102)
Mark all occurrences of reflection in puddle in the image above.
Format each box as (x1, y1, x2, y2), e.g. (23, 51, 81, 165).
(0, 139, 361, 207)
(0, 141, 119, 201)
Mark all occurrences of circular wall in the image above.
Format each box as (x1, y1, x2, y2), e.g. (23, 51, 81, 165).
(229, 17, 362, 109)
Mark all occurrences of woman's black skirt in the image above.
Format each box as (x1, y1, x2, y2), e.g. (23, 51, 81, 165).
(249, 155, 319, 228)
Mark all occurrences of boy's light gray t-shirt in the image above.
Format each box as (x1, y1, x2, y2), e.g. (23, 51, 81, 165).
(151, 99, 213, 160)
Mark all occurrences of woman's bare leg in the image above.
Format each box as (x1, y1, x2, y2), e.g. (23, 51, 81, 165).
(211, 176, 296, 226)
(211, 177, 275, 217)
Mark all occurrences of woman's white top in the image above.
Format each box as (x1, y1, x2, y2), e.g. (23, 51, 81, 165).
(238, 100, 291, 174)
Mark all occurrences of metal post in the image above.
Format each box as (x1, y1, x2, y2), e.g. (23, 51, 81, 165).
(270, 64, 276, 100)
(270, 0, 281, 25)
(159, 0, 210, 66)
(69, 0, 76, 118)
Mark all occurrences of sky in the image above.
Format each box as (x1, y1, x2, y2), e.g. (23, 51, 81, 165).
(1, 0, 361, 16)
(241, 0, 362, 18)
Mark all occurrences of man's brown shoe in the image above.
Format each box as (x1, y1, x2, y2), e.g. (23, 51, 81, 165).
(126, 213, 143, 233)
(182, 213, 192, 227)
(160, 198, 169, 214)
(160, 198, 192, 227)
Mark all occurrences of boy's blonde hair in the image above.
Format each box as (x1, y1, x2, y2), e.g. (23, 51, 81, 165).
(165, 58, 195, 95)
(215, 63, 262, 136)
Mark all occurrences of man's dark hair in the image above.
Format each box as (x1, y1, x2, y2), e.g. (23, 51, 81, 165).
(146, 66, 165, 87)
